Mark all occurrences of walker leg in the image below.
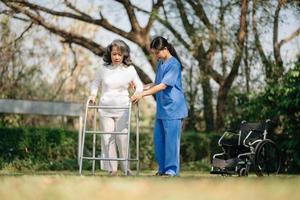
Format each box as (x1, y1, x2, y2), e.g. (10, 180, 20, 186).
(125, 103, 132, 176)
(78, 116, 83, 166)
(79, 129, 86, 175)
(92, 133, 96, 175)
(136, 103, 140, 176)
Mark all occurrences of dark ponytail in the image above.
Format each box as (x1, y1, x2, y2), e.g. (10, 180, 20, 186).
(150, 36, 183, 69)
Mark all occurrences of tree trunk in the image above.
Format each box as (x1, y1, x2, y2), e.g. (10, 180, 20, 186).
(273, 0, 285, 79)
(201, 74, 214, 132)
(216, 86, 226, 131)
(195, 49, 215, 132)
(185, 65, 198, 131)
(215, 0, 249, 130)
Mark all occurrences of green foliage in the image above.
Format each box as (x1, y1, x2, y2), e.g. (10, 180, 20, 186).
(181, 131, 221, 171)
(181, 131, 221, 162)
(0, 127, 77, 171)
(130, 134, 156, 169)
(275, 58, 300, 172)
(227, 57, 300, 173)
(0, 127, 222, 172)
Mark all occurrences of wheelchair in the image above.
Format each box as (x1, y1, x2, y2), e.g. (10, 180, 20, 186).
(210, 119, 281, 176)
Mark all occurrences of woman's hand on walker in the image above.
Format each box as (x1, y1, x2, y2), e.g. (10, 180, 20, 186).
(88, 96, 96, 104)
(129, 81, 136, 90)
(130, 92, 143, 104)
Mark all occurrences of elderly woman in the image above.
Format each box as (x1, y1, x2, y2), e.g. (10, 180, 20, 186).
(89, 39, 143, 176)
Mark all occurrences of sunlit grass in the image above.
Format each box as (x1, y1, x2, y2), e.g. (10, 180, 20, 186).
(0, 171, 299, 200)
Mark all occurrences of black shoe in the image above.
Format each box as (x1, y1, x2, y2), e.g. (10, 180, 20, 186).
(155, 172, 163, 176)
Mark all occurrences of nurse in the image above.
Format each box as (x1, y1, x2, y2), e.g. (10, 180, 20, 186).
(131, 36, 188, 176)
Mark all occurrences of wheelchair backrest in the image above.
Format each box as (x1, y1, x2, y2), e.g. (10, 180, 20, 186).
(239, 121, 267, 145)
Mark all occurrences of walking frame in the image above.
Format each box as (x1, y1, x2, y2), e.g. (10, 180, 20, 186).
(78, 99, 140, 176)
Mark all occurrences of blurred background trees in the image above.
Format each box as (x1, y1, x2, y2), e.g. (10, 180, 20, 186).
(0, 0, 300, 171)
(1, 0, 299, 131)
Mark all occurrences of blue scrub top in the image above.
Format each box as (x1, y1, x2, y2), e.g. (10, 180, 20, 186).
(155, 57, 188, 119)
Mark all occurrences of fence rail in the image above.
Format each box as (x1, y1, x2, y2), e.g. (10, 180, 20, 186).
(0, 99, 84, 163)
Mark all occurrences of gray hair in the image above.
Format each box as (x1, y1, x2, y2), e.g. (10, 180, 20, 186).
(103, 39, 132, 66)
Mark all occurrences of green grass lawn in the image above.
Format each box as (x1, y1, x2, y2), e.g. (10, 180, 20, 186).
(0, 171, 299, 200)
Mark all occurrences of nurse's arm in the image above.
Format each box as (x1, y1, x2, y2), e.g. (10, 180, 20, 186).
(130, 83, 166, 103)
(143, 83, 154, 90)
(143, 83, 166, 96)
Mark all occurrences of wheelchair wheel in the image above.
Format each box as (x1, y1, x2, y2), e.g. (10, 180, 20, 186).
(238, 167, 248, 177)
(254, 139, 280, 176)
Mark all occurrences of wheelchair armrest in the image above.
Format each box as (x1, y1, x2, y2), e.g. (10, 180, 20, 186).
(224, 128, 238, 134)
(218, 130, 239, 146)
(243, 130, 264, 147)
(265, 119, 273, 124)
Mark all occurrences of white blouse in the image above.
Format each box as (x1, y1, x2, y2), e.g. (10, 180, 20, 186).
(90, 64, 143, 117)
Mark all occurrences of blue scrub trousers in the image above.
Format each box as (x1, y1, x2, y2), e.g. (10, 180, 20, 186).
(154, 119, 182, 176)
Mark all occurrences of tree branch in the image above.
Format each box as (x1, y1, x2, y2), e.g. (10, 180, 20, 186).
(186, 0, 214, 32)
(115, 0, 141, 32)
(175, 0, 195, 36)
(144, 0, 164, 34)
(3, 0, 133, 39)
(0, 22, 33, 50)
(4, 2, 105, 57)
(156, 17, 190, 49)
(0, 7, 30, 21)
(68, 43, 78, 75)
(252, 0, 272, 78)
(50, 43, 78, 100)
(278, 27, 300, 48)
(224, 0, 248, 89)
(130, 1, 189, 49)
(193, 44, 223, 85)
(1, 0, 153, 84)
(0, 9, 12, 15)
(14, 22, 33, 43)
(63, 0, 92, 19)
(219, 0, 228, 76)
(132, 64, 152, 84)
(273, 0, 284, 68)
(185, 0, 217, 60)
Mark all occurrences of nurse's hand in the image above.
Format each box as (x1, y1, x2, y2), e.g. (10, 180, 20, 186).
(130, 92, 143, 104)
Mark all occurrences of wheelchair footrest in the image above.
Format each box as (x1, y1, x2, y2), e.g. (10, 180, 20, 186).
(210, 169, 236, 175)
(212, 157, 237, 168)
